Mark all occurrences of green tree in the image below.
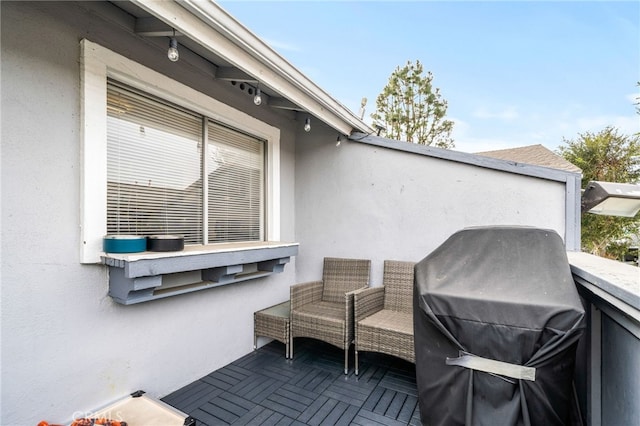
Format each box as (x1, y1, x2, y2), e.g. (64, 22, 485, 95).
(557, 126, 640, 259)
(635, 81, 640, 116)
(371, 60, 454, 148)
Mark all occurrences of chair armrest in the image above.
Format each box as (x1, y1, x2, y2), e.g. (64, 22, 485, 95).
(353, 286, 385, 323)
(290, 280, 323, 311)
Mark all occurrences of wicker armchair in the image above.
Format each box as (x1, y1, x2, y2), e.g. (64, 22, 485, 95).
(290, 257, 371, 374)
(353, 260, 416, 375)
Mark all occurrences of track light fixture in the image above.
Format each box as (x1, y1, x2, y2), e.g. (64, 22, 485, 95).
(253, 84, 262, 106)
(167, 29, 179, 62)
(304, 117, 311, 132)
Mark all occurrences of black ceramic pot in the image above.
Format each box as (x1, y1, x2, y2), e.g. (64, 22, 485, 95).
(147, 235, 184, 252)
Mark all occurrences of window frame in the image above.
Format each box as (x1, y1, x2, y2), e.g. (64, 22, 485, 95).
(81, 39, 280, 264)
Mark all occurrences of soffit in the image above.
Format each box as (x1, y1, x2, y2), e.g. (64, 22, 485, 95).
(107, 0, 372, 136)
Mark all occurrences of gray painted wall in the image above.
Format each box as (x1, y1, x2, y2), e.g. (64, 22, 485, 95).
(294, 127, 568, 286)
(601, 314, 640, 425)
(1, 2, 297, 424)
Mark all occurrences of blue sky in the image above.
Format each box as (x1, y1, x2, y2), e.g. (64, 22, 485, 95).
(219, 1, 640, 153)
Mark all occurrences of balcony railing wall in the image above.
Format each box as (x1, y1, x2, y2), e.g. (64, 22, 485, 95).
(569, 252, 640, 426)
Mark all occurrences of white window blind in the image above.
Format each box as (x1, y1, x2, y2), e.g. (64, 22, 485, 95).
(106, 82, 265, 245)
(107, 83, 203, 243)
(208, 122, 265, 242)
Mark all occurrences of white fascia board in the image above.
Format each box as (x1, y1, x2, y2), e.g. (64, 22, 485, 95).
(130, 0, 374, 136)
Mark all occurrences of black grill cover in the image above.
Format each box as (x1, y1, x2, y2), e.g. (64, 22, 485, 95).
(414, 226, 585, 426)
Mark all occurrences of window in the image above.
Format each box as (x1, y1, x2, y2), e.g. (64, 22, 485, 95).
(207, 122, 265, 243)
(81, 39, 280, 263)
(107, 82, 265, 244)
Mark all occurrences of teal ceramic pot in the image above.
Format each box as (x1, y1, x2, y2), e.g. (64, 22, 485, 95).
(103, 235, 147, 253)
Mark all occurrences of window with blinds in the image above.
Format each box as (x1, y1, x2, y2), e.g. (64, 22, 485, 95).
(208, 122, 264, 242)
(106, 81, 265, 245)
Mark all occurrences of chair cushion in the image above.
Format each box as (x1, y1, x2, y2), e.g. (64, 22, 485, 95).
(292, 300, 345, 325)
(358, 310, 413, 336)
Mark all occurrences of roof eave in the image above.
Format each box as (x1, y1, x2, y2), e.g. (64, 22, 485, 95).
(129, 0, 374, 136)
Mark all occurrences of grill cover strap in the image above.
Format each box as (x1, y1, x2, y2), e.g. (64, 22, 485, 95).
(446, 351, 536, 382)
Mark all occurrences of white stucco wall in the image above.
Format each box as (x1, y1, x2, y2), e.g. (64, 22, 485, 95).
(0, 3, 297, 424)
(1, 2, 578, 424)
(294, 128, 569, 286)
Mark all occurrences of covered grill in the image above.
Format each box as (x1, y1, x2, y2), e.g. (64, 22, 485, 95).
(414, 226, 585, 425)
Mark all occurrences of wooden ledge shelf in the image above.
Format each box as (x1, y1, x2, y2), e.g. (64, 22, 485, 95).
(102, 242, 298, 305)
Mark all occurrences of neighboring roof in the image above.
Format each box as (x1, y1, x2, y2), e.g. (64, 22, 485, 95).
(476, 144, 582, 174)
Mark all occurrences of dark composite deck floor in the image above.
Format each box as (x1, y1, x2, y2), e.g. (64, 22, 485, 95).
(162, 338, 421, 426)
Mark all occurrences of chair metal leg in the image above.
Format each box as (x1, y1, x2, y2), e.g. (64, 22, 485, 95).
(344, 348, 349, 375)
(286, 324, 290, 359)
(355, 349, 359, 376)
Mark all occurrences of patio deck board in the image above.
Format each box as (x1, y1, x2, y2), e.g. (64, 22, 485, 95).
(162, 338, 420, 425)
(163, 379, 213, 406)
(179, 388, 225, 415)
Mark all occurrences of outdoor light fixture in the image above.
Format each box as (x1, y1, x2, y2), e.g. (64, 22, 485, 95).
(167, 29, 179, 62)
(336, 135, 342, 147)
(581, 180, 640, 217)
(304, 117, 311, 132)
(253, 85, 262, 106)
(374, 122, 386, 136)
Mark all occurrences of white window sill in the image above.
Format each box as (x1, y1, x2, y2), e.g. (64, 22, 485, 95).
(102, 241, 298, 305)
